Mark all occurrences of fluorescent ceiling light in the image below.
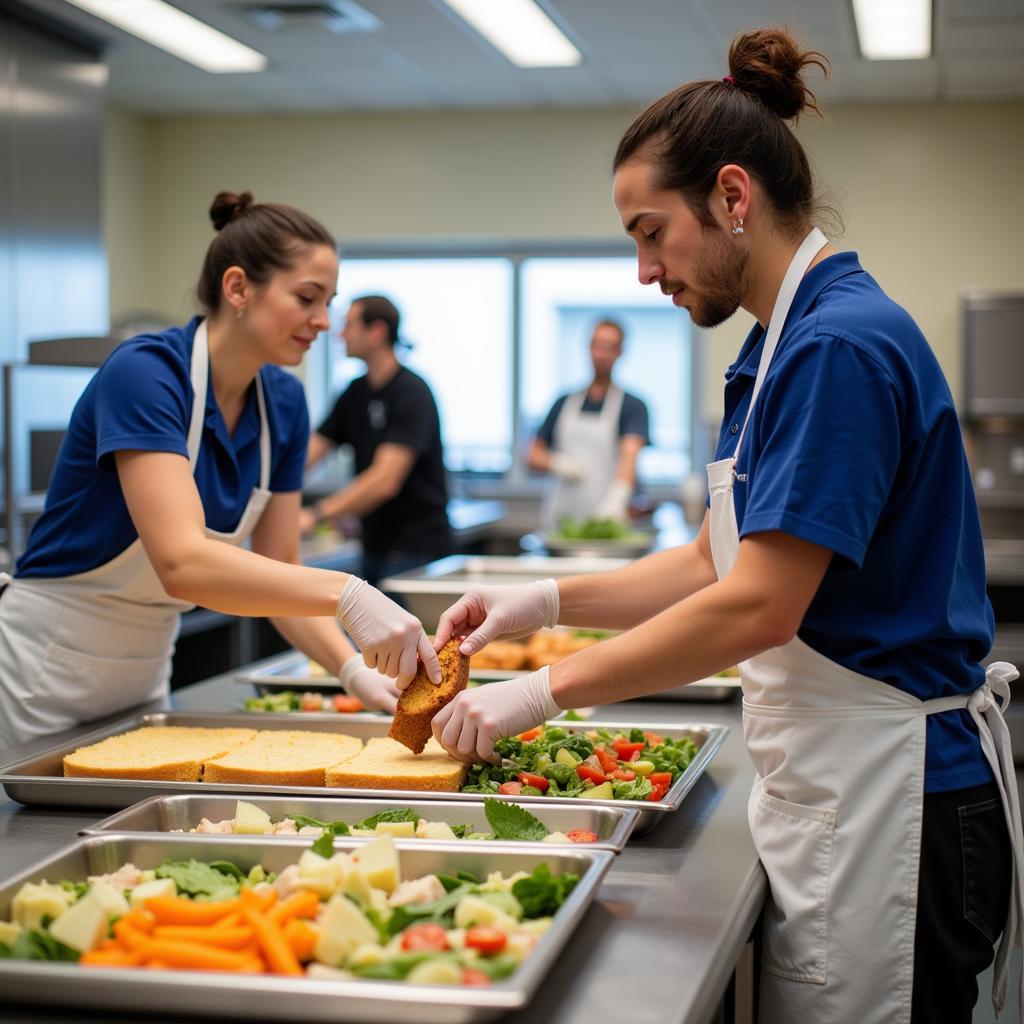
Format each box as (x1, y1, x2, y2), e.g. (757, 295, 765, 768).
(64, 0, 267, 73)
(441, 0, 581, 68)
(852, 0, 932, 60)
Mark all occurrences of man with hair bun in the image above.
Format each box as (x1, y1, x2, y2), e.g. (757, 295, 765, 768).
(429, 27, 1021, 1024)
(0, 193, 442, 746)
(527, 317, 651, 527)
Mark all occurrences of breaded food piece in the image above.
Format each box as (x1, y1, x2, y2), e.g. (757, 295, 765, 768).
(325, 737, 468, 792)
(470, 639, 529, 671)
(63, 727, 257, 782)
(525, 632, 600, 670)
(388, 638, 469, 754)
(203, 730, 363, 787)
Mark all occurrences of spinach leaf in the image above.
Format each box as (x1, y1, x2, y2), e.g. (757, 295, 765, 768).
(438, 870, 480, 893)
(350, 952, 435, 980)
(483, 798, 549, 842)
(356, 808, 419, 830)
(0, 930, 80, 962)
(155, 859, 243, 901)
(291, 813, 350, 835)
(512, 864, 579, 918)
(385, 884, 474, 936)
(311, 831, 335, 858)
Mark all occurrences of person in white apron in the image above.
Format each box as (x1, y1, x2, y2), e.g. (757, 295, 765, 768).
(428, 28, 1023, 1024)
(527, 319, 650, 529)
(0, 192, 439, 752)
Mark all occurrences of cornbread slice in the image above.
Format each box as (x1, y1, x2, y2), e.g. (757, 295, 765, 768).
(389, 638, 469, 754)
(325, 737, 468, 792)
(203, 730, 363, 787)
(63, 727, 257, 782)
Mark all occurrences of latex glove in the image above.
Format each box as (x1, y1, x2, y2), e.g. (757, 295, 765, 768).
(338, 656, 400, 714)
(549, 452, 587, 483)
(434, 579, 560, 656)
(593, 478, 632, 521)
(336, 576, 440, 689)
(433, 667, 561, 763)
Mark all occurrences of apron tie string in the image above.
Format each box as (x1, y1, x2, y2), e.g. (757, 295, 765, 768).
(966, 661, 1023, 1016)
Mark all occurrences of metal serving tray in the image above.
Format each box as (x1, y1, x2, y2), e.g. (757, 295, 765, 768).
(80, 794, 639, 852)
(380, 555, 630, 631)
(0, 712, 727, 834)
(538, 531, 655, 560)
(237, 651, 345, 694)
(0, 833, 614, 1023)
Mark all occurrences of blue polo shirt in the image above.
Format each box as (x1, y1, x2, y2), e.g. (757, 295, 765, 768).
(715, 252, 994, 794)
(17, 317, 309, 579)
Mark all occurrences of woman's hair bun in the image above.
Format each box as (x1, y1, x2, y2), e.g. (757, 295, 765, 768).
(209, 190, 255, 231)
(727, 27, 828, 120)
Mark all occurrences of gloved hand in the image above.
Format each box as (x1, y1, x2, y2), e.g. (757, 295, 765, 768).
(432, 667, 561, 763)
(335, 576, 440, 689)
(593, 478, 632, 521)
(338, 656, 400, 713)
(549, 452, 587, 483)
(434, 579, 560, 656)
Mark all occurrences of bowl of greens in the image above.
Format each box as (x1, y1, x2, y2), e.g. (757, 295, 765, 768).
(542, 518, 655, 558)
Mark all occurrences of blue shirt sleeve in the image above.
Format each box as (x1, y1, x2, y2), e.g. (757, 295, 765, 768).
(740, 332, 902, 570)
(94, 339, 191, 471)
(536, 395, 568, 447)
(619, 393, 650, 444)
(267, 372, 310, 493)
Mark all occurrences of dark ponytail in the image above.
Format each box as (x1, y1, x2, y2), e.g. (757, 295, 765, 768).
(614, 27, 831, 231)
(196, 191, 336, 313)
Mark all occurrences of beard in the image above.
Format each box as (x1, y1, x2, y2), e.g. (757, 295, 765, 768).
(673, 228, 749, 329)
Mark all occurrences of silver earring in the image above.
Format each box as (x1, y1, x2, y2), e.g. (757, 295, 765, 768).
(731, 219, 744, 235)
(235, 306, 245, 319)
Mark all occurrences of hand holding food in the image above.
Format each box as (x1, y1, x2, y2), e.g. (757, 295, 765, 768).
(434, 580, 560, 657)
(390, 638, 470, 754)
(338, 657, 401, 714)
(432, 667, 561, 764)
(335, 576, 440, 688)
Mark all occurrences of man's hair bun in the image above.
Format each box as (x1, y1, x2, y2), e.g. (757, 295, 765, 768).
(727, 27, 828, 120)
(209, 190, 255, 231)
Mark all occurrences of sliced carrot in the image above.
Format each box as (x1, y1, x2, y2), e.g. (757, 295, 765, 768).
(239, 957, 266, 974)
(282, 918, 317, 962)
(241, 906, 302, 976)
(113, 919, 151, 950)
(145, 960, 170, 970)
(268, 890, 320, 926)
(135, 938, 255, 972)
(240, 887, 278, 913)
(80, 948, 143, 968)
(144, 896, 239, 926)
(119, 909, 155, 932)
(214, 911, 244, 929)
(152, 926, 253, 950)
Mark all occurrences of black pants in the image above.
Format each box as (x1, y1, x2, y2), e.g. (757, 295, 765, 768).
(912, 780, 1012, 1023)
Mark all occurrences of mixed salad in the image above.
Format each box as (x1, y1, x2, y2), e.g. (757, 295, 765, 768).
(244, 691, 368, 714)
(462, 725, 697, 802)
(0, 833, 580, 986)
(187, 798, 600, 845)
(552, 517, 647, 542)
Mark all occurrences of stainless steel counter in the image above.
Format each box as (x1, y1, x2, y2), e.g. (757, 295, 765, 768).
(0, 668, 764, 1024)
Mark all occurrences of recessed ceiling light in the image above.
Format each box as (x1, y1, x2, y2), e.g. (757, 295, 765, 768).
(441, 0, 581, 68)
(852, 0, 932, 60)
(64, 0, 268, 73)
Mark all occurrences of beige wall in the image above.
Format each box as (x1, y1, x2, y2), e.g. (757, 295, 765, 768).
(104, 101, 1024, 414)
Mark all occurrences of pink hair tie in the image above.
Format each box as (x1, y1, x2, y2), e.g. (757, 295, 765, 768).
(722, 75, 736, 84)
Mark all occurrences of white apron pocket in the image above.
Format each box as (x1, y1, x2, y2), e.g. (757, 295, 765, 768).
(32, 641, 170, 723)
(751, 780, 837, 985)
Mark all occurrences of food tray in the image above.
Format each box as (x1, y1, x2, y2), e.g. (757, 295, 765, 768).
(0, 832, 614, 1023)
(538, 531, 655, 559)
(80, 794, 639, 852)
(0, 712, 726, 834)
(237, 652, 345, 695)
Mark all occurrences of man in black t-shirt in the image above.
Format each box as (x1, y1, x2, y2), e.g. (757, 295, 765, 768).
(301, 295, 451, 587)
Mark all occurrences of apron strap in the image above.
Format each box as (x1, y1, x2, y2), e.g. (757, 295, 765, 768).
(254, 372, 271, 492)
(187, 321, 209, 471)
(964, 661, 1024, 1017)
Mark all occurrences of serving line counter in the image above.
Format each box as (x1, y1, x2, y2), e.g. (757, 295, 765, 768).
(0, 663, 765, 1024)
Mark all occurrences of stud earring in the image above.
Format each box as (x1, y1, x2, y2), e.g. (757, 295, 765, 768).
(235, 306, 245, 319)
(731, 219, 744, 235)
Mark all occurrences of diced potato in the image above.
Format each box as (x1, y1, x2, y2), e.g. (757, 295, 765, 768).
(11, 882, 74, 931)
(374, 821, 415, 839)
(306, 963, 354, 981)
(314, 894, 379, 966)
(129, 877, 177, 910)
(47, 892, 107, 953)
(453, 895, 519, 933)
(417, 820, 457, 841)
(296, 849, 346, 898)
(347, 941, 387, 967)
(519, 917, 553, 938)
(504, 932, 539, 962)
(89, 880, 129, 919)
(348, 834, 399, 894)
(233, 800, 272, 835)
(406, 957, 463, 985)
(0, 920, 23, 946)
(542, 831, 571, 843)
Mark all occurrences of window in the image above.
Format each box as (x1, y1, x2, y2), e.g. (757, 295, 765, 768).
(322, 258, 513, 472)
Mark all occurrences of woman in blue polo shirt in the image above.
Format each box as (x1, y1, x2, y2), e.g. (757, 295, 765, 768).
(0, 192, 439, 749)
(427, 29, 1022, 1024)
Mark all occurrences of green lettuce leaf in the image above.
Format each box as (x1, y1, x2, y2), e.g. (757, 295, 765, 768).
(483, 798, 549, 842)
(154, 859, 243, 901)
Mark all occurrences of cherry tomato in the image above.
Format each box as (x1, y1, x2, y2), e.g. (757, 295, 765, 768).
(576, 765, 609, 785)
(464, 926, 508, 955)
(498, 781, 524, 795)
(610, 769, 636, 782)
(611, 739, 645, 761)
(299, 692, 322, 712)
(517, 772, 550, 793)
(567, 829, 598, 844)
(649, 772, 673, 787)
(332, 694, 364, 713)
(518, 727, 543, 742)
(400, 923, 449, 953)
(594, 747, 618, 774)
(648, 782, 669, 802)
(461, 968, 492, 986)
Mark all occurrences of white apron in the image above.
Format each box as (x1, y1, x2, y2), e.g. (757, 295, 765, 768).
(0, 321, 273, 749)
(543, 384, 624, 529)
(707, 228, 1024, 1023)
